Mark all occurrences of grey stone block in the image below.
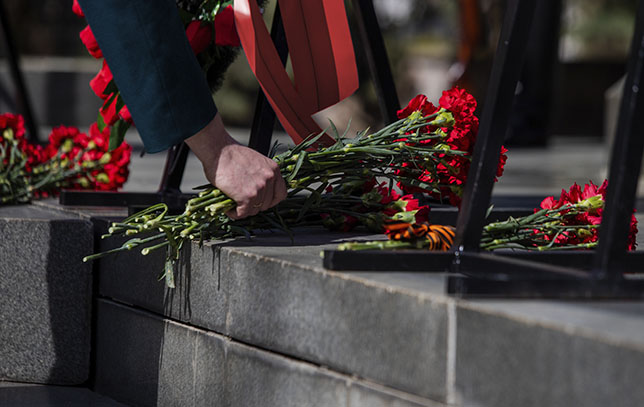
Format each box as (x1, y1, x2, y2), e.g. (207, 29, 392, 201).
(455, 305, 644, 407)
(94, 299, 168, 407)
(0, 205, 93, 385)
(95, 228, 450, 402)
(0, 382, 127, 407)
(348, 381, 447, 407)
(95, 219, 228, 333)
(222, 245, 449, 401)
(94, 299, 226, 407)
(94, 299, 446, 407)
(226, 342, 348, 407)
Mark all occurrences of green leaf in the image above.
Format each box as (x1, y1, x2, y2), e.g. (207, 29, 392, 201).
(103, 79, 119, 96)
(296, 183, 325, 222)
(486, 205, 494, 219)
(108, 119, 130, 152)
(327, 119, 340, 141)
(286, 151, 307, 183)
(114, 93, 125, 113)
(96, 111, 106, 132)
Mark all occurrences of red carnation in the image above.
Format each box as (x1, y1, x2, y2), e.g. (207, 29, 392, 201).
(72, 0, 84, 17)
(100, 96, 120, 127)
(186, 21, 213, 55)
(79, 25, 103, 59)
(538, 180, 637, 250)
(214, 5, 241, 47)
(90, 61, 113, 100)
(119, 105, 133, 125)
(397, 94, 439, 119)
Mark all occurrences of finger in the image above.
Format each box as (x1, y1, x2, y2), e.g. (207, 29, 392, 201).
(231, 203, 259, 219)
(268, 175, 288, 209)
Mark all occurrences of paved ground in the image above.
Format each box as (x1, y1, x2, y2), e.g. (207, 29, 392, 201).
(122, 128, 619, 200)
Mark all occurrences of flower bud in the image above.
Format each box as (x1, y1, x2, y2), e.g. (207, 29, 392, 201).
(429, 110, 455, 127)
(577, 228, 593, 239)
(578, 195, 604, 211)
(390, 210, 418, 224)
(77, 177, 90, 188)
(98, 152, 112, 165)
(3, 128, 14, 140)
(61, 139, 74, 154)
(96, 173, 110, 184)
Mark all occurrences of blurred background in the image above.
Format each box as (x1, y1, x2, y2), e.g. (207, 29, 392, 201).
(0, 0, 639, 193)
(0, 0, 637, 135)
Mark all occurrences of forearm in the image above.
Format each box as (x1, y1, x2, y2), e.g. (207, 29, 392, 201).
(78, 0, 217, 153)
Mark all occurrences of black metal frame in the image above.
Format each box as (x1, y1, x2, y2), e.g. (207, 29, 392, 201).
(325, 0, 644, 299)
(0, 0, 39, 142)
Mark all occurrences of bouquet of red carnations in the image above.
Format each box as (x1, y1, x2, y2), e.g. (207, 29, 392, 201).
(84, 88, 508, 287)
(339, 180, 638, 252)
(0, 113, 131, 205)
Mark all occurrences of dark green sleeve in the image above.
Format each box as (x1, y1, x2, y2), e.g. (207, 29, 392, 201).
(78, 0, 217, 153)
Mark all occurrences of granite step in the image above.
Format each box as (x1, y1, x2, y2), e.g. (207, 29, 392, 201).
(0, 382, 126, 407)
(91, 220, 644, 407)
(94, 298, 443, 407)
(4, 202, 644, 406)
(0, 205, 93, 385)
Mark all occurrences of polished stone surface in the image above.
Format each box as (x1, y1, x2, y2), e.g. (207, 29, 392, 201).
(94, 299, 445, 407)
(0, 382, 126, 407)
(0, 206, 93, 385)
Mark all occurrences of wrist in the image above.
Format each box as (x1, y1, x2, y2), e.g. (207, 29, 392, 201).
(185, 113, 233, 166)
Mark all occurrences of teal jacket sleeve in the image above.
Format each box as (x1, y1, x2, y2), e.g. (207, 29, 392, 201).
(78, 0, 217, 153)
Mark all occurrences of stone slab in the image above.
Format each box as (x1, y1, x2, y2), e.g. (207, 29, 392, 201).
(0, 205, 93, 385)
(222, 245, 450, 401)
(454, 302, 644, 407)
(94, 229, 451, 401)
(0, 382, 126, 407)
(94, 299, 445, 407)
(68, 204, 644, 406)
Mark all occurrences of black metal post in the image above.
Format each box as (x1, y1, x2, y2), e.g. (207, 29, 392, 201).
(0, 0, 39, 142)
(351, 0, 400, 123)
(452, 0, 537, 252)
(157, 142, 190, 195)
(248, 3, 288, 156)
(592, 0, 644, 278)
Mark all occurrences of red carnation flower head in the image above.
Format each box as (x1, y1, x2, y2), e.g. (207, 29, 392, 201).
(100, 96, 120, 127)
(79, 25, 103, 58)
(538, 180, 637, 250)
(186, 20, 213, 55)
(397, 94, 440, 119)
(72, 0, 84, 17)
(119, 105, 133, 125)
(90, 60, 113, 100)
(439, 86, 477, 119)
(215, 5, 241, 47)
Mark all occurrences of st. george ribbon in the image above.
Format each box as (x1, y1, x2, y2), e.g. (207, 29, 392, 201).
(234, 0, 359, 146)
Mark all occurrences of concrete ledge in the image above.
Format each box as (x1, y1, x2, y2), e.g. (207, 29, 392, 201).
(0, 382, 126, 407)
(92, 226, 644, 406)
(0, 205, 93, 385)
(94, 299, 445, 407)
(95, 229, 450, 401)
(454, 301, 644, 407)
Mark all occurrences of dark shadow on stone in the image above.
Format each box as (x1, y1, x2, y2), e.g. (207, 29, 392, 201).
(92, 300, 164, 407)
(91, 217, 166, 314)
(46, 219, 93, 385)
(164, 243, 192, 321)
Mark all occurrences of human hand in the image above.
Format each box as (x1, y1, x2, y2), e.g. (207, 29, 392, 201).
(185, 114, 287, 219)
